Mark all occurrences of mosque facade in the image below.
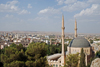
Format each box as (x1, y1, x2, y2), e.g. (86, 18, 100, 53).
(47, 16, 94, 67)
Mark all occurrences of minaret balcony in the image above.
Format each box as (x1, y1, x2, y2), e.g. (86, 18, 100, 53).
(62, 27, 65, 29)
(62, 35, 65, 37)
(74, 28, 77, 30)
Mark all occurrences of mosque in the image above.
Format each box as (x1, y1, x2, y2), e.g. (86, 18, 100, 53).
(47, 15, 94, 67)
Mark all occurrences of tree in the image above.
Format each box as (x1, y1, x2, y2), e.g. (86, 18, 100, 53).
(1, 43, 27, 67)
(25, 42, 48, 67)
(10, 43, 17, 48)
(49, 45, 56, 54)
(16, 44, 24, 51)
(64, 53, 80, 67)
(46, 44, 62, 55)
(90, 40, 93, 44)
(1, 42, 49, 67)
(0, 62, 3, 67)
(80, 48, 86, 67)
(96, 51, 100, 58)
(0, 48, 5, 67)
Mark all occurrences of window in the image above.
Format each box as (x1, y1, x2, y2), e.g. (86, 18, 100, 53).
(56, 64, 58, 67)
(53, 64, 55, 67)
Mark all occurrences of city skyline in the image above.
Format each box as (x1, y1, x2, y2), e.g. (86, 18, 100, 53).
(0, 0, 100, 33)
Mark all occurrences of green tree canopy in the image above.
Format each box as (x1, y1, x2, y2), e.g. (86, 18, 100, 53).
(25, 42, 48, 67)
(1, 42, 50, 67)
(64, 53, 80, 67)
(96, 51, 100, 58)
(90, 40, 93, 44)
(80, 48, 86, 67)
(10, 43, 17, 48)
(1, 47, 26, 67)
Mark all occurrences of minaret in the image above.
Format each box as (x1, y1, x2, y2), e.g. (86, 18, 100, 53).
(61, 15, 65, 66)
(50, 39, 52, 45)
(75, 19, 77, 38)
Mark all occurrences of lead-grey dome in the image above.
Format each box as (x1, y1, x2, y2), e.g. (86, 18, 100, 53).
(69, 37, 91, 47)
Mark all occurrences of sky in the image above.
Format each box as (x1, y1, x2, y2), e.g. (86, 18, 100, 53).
(0, 0, 100, 34)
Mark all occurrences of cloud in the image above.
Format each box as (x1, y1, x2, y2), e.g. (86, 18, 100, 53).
(38, 7, 61, 15)
(0, 0, 30, 14)
(74, 4, 99, 17)
(27, 4, 32, 8)
(56, 0, 77, 5)
(18, 9, 31, 14)
(88, 0, 100, 4)
(64, 0, 77, 4)
(7, 0, 18, 5)
(28, 16, 49, 22)
(38, 9, 48, 14)
(56, 0, 64, 5)
(0, 0, 19, 12)
(62, 1, 89, 12)
(5, 14, 13, 18)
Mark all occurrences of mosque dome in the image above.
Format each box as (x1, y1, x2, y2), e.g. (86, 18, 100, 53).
(69, 37, 91, 47)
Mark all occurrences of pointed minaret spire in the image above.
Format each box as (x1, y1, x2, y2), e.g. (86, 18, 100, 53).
(75, 19, 77, 38)
(61, 15, 65, 66)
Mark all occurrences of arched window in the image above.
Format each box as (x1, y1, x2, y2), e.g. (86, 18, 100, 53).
(59, 65, 61, 67)
(53, 64, 55, 67)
